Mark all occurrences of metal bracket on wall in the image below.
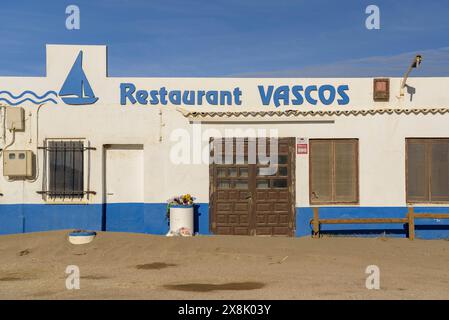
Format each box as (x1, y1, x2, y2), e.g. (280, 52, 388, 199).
(37, 146, 97, 151)
(36, 191, 97, 196)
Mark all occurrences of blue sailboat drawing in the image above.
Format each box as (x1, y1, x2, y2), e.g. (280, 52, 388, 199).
(59, 51, 98, 105)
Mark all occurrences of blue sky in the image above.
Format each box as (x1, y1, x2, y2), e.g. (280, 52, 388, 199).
(0, 0, 448, 77)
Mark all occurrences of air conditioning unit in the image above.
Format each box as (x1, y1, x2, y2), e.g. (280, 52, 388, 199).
(3, 150, 33, 178)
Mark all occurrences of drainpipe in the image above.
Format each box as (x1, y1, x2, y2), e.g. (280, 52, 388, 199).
(26, 104, 44, 183)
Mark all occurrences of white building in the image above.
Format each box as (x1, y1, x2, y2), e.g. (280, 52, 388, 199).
(1, 44, 449, 238)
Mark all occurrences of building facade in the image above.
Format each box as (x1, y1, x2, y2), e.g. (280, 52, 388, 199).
(1, 44, 449, 238)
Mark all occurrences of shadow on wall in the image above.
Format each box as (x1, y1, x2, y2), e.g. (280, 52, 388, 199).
(405, 84, 416, 102)
(194, 204, 200, 234)
(318, 224, 449, 238)
(319, 228, 406, 237)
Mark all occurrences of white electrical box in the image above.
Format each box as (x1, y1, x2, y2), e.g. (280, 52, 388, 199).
(3, 150, 33, 177)
(6, 107, 25, 131)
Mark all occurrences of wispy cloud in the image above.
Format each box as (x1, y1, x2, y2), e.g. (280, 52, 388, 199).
(0, 0, 449, 77)
(230, 47, 449, 78)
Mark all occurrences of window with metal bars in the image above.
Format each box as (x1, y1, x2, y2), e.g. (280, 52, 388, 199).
(406, 138, 449, 203)
(47, 140, 84, 199)
(309, 139, 359, 204)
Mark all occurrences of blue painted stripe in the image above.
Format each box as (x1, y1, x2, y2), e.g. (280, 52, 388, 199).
(1, 204, 449, 239)
(0, 203, 210, 236)
(296, 207, 449, 239)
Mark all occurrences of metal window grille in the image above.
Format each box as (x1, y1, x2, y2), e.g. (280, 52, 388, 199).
(46, 140, 84, 200)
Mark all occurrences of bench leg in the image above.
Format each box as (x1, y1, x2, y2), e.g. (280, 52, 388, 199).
(408, 207, 415, 240)
(313, 207, 319, 238)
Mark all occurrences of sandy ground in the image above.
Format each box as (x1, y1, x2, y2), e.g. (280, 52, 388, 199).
(0, 230, 448, 299)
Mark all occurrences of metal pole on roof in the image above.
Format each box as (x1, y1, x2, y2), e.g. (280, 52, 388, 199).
(400, 54, 423, 96)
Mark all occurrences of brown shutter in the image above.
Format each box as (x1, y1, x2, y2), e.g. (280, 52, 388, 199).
(334, 140, 357, 202)
(406, 140, 429, 202)
(310, 141, 332, 203)
(430, 140, 449, 201)
(310, 139, 359, 204)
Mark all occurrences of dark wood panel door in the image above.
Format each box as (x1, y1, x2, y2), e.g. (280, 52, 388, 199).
(254, 138, 295, 236)
(210, 138, 295, 236)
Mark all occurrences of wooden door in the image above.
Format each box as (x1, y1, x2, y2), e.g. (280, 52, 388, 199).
(210, 138, 295, 236)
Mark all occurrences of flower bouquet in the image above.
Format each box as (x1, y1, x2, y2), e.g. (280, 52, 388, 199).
(166, 194, 195, 221)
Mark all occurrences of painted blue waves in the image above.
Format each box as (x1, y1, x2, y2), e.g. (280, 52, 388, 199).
(0, 90, 58, 105)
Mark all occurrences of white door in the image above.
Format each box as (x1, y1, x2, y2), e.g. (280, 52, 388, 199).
(104, 144, 144, 231)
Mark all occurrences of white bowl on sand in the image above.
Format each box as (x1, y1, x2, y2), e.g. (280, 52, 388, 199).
(68, 230, 97, 245)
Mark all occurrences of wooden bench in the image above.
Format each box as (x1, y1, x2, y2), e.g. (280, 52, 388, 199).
(310, 207, 449, 240)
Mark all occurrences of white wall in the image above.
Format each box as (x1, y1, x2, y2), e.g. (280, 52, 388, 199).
(1, 44, 449, 207)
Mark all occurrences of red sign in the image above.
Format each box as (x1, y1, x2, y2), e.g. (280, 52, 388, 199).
(297, 143, 308, 155)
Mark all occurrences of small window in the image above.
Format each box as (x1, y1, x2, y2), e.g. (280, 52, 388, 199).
(239, 168, 248, 177)
(257, 167, 276, 176)
(19, 153, 25, 159)
(217, 168, 226, 177)
(278, 155, 288, 164)
(234, 181, 248, 189)
(406, 138, 449, 203)
(47, 140, 84, 200)
(278, 167, 288, 176)
(256, 180, 270, 189)
(9, 153, 15, 160)
(228, 168, 238, 177)
(271, 179, 288, 188)
(310, 139, 358, 204)
(218, 180, 231, 189)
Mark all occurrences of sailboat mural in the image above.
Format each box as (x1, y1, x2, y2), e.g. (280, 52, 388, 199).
(59, 51, 99, 105)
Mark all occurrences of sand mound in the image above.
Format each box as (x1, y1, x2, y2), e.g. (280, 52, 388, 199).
(0, 230, 448, 299)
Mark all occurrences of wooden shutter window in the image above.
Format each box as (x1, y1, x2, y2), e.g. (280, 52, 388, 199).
(431, 141, 449, 201)
(334, 141, 357, 202)
(406, 141, 428, 202)
(310, 141, 332, 202)
(407, 138, 449, 203)
(310, 139, 359, 204)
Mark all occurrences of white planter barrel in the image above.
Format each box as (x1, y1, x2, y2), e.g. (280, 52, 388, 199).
(169, 205, 194, 234)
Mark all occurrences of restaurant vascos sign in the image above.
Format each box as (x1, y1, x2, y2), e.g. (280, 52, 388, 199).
(120, 83, 350, 107)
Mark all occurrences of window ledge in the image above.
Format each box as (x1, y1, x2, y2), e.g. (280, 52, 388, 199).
(407, 202, 449, 207)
